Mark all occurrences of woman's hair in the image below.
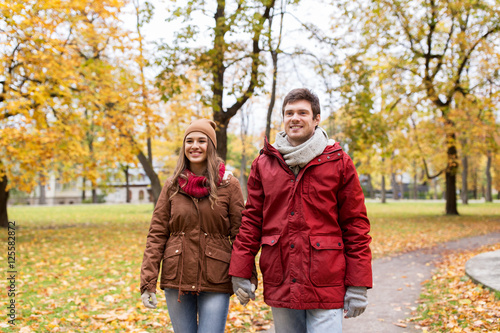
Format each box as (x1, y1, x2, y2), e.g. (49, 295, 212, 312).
(167, 134, 223, 208)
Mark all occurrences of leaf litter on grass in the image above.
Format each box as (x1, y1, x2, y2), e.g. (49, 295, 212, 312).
(410, 243, 500, 332)
(0, 223, 271, 332)
(3, 201, 500, 332)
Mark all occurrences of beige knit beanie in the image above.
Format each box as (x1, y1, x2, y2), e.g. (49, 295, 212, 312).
(183, 119, 217, 148)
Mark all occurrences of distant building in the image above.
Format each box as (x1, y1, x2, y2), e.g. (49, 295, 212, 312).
(12, 167, 155, 206)
(22, 175, 84, 205)
(106, 168, 153, 204)
(359, 173, 431, 199)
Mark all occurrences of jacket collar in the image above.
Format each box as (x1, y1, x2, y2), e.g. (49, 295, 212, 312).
(262, 137, 291, 174)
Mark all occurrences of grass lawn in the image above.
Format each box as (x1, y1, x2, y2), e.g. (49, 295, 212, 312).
(1, 201, 499, 332)
(366, 201, 500, 258)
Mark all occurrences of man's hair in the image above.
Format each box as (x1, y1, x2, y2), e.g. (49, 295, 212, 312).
(282, 88, 321, 118)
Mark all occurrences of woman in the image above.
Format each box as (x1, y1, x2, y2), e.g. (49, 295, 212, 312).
(140, 119, 256, 333)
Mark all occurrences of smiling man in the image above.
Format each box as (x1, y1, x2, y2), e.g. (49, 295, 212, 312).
(229, 88, 373, 333)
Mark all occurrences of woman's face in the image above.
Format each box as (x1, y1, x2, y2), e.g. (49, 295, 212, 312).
(184, 131, 209, 168)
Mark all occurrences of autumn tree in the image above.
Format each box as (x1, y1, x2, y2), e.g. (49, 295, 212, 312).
(226, 102, 260, 199)
(264, 0, 288, 141)
(335, 0, 500, 214)
(263, 0, 332, 143)
(156, 0, 278, 160)
(0, 0, 106, 227)
(453, 89, 500, 203)
(0, 0, 162, 226)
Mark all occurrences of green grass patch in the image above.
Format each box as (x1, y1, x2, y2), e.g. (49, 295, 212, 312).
(8, 203, 153, 227)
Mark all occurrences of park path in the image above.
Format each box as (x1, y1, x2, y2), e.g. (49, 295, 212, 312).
(262, 232, 500, 333)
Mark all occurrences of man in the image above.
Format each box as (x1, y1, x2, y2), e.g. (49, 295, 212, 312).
(229, 88, 372, 332)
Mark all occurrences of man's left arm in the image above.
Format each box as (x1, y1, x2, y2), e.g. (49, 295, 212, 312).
(337, 154, 372, 289)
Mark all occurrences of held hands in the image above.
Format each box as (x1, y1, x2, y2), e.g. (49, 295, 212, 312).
(343, 286, 368, 318)
(231, 277, 256, 306)
(141, 291, 158, 309)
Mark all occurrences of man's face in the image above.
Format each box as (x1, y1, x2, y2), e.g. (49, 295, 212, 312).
(283, 100, 320, 147)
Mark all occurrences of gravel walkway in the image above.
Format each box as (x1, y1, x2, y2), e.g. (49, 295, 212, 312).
(262, 232, 500, 333)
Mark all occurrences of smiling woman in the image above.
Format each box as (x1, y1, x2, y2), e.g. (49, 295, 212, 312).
(184, 132, 209, 175)
(139, 118, 257, 333)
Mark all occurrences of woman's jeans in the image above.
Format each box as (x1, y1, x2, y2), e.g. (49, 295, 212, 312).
(271, 307, 343, 333)
(164, 288, 230, 333)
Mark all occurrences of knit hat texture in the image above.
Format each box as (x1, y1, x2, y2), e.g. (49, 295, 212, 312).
(184, 119, 217, 148)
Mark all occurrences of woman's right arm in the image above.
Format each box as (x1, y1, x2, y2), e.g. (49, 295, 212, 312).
(140, 181, 172, 294)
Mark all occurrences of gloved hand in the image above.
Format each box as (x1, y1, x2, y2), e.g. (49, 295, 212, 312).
(141, 291, 158, 309)
(343, 286, 368, 318)
(231, 277, 256, 306)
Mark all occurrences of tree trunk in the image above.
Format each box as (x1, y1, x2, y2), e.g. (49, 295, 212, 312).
(214, 115, 230, 161)
(473, 169, 478, 199)
(444, 131, 459, 215)
(461, 154, 468, 204)
(147, 137, 153, 166)
(433, 178, 438, 200)
(265, 50, 278, 142)
(92, 188, 97, 204)
(391, 173, 399, 200)
(125, 166, 131, 203)
(413, 163, 418, 199)
(212, 0, 275, 160)
(240, 111, 249, 201)
(367, 174, 375, 199)
(381, 174, 386, 203)
(0, 172, 9, 228)
(39, 181, 46, 205)
(137, 150, 161, 206)
(82, 177, 86, 201)
(485, 152, 492, 202)
(445, 170, 458, 214)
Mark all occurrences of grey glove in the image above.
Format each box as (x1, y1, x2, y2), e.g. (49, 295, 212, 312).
(231, 277, 256, 306)
(343, 286, 368, 318)
(141, 291, 158, 309)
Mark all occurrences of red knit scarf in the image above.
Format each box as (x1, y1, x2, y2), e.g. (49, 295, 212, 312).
(178, 163, 225, 198)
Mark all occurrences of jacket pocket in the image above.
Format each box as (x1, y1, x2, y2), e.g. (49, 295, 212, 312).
(205, 244, 232, 284)
(259, 235, 283, 286)
(162, 240, 182, 280)
(309, 235, 345, 287)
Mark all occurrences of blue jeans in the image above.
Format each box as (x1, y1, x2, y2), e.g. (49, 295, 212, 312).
(271, 307, 343, 333)
(164, 288, 230, 333)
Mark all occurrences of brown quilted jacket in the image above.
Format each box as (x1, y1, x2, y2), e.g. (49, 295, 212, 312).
(140, 174, 256, 295)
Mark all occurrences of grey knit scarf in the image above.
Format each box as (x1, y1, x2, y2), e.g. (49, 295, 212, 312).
(272, 127, 335, 175)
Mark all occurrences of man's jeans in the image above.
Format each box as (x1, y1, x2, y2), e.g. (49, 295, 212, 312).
(164, 288, 230, 333)
(272, 307, 343, 333)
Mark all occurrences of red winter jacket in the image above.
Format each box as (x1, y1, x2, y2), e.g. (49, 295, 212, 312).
(229, 140, 372, 310)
